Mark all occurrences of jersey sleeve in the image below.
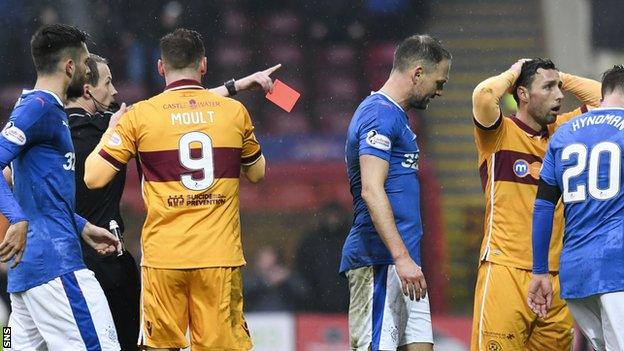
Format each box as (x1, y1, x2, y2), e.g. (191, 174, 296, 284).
(357, 106, 398, 161)
(239, 104, 262, 166)
(98, 106, 138, 170)
(0, 99, 49, 224)
(539, 138, 559, 186)
(474, 116, 507, 155)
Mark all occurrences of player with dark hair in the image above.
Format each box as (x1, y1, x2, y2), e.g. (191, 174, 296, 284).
(63, 48, 280, 350)
(529, 65, 624, 351)
(84, 28, 268, 351)
(341, 34, 451, 351)
(470, 58, 601, 350)
(0, 23, 120, 350)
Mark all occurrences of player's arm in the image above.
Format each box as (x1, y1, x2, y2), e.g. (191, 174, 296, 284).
(0, 157, 26, 267)
(3, 166, 11, 187)
(242, 155, 265, 183)
(528, 145, 561, 318)
(240, 104, 265, 183)
(560, 72, 601, 108)
(84, 104, 131, 188)
(209, 64, 281, 97)
(472, 59, 525, 127)
(360, 155, 426, 301)
(0, 101, 51, 267)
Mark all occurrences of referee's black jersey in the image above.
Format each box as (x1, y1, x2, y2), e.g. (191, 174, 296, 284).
(67, 107, 127, 236)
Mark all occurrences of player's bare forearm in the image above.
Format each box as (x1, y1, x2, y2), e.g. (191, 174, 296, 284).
(472, 69, 519, 127)
(359, 155, 409, 260)
(559, 72, 602, 107)
(363, 186, 410, 260)
(209, 64, 281, 97)
(3, 167, 11, 187)
(242, 155, 266, 183)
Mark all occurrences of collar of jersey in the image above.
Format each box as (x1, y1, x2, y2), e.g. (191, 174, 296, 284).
(22, 89, 64, 107)
(590, 106, 624, 112)
(371, 91, 405, 112)
(511, 115, 548, 138)
(164, 79, 204, 91)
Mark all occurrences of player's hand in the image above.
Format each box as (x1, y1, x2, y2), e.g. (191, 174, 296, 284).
(527, 273, 553, 318)
(0, 220, 27, 268)
(510, 58, 531, 74)
(395, 254, 427, 301)
(81, 222, 120, 256)
(108, 102, 127, 129)
(235, 64, 282, 94)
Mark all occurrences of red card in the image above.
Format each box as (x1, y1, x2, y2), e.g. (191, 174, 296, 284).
(266, 79, 300, 112)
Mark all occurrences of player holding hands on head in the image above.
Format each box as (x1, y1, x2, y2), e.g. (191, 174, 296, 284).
(529, 65, 624, 351)
(341, 34, 451, 351)
(470, 58, 601, 350)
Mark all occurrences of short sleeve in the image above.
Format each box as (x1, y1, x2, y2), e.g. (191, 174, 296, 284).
(358, 107, 398, 162)
(0, 100, 49, 168)
(98, 106, 138, 170)
(239, 104, 262, 166)
(474, 114, 506, 155)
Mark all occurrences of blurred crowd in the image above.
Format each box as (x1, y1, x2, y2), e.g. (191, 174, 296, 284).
(0, 0, 430, 136)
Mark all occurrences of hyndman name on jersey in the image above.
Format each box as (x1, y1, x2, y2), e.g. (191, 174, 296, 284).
(571, 112, 624, 131)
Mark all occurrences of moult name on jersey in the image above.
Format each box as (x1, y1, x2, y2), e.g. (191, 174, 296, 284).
(171, 111, 215, 125)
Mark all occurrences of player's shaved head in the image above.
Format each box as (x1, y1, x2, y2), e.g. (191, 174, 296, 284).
(392, 34, 451, 73)
(160, 28, 205, 70)
(601, 65, 624, 97)
(30, 23, 88, 74)
(513, 58, 557, 103)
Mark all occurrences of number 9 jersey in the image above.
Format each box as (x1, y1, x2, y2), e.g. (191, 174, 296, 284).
(98, 80, 262, 269)
(540, 107, 624, 299)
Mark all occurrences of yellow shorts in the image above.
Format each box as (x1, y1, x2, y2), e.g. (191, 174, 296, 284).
(470, 261, 574, 351)
(139, 266, 252, 351)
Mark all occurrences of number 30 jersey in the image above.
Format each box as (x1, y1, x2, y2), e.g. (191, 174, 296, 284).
(99, 80, 262, 269)
(540, 107, 624, 298)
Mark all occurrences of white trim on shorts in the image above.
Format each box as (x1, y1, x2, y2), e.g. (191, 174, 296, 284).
(8, 268, 120, 351)
(346, 265, 433, 351)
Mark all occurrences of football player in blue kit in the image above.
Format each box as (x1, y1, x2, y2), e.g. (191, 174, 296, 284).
(340, 35, 451, 351)
(0, 24, 121, 350)
(529, 65, 624, 351)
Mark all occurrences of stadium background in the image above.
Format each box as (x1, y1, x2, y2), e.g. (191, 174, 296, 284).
(0, 0, 622, 350)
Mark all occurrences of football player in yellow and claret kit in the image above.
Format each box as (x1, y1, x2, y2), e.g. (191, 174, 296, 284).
(470, 58, 601, 351)
(84, 28, 266, 351)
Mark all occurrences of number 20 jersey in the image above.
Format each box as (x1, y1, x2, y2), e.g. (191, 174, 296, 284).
(99, 80, 262, 269)
(541, 107, 624, 298)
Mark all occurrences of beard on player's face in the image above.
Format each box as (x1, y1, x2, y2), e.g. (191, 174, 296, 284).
(66, 69, 87, 99)
(408, 90, 432, 110)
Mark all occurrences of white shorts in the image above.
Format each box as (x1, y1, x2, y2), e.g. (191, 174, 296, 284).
(567, 291, 624, 351)
(346, 265, 433, 351)
(8, 268, 120, 351)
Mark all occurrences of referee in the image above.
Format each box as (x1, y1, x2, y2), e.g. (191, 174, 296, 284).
(66, 54, 140, 351)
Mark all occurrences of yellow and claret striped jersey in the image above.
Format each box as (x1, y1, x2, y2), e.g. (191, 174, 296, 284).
(473, 71, 600, 271)
(99, 79, 262, 269)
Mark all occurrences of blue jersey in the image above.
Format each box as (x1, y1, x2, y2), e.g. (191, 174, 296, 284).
(340, 92, 423, 273)
(540, 107, 624, 298)
(0, 90, 86, 293)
